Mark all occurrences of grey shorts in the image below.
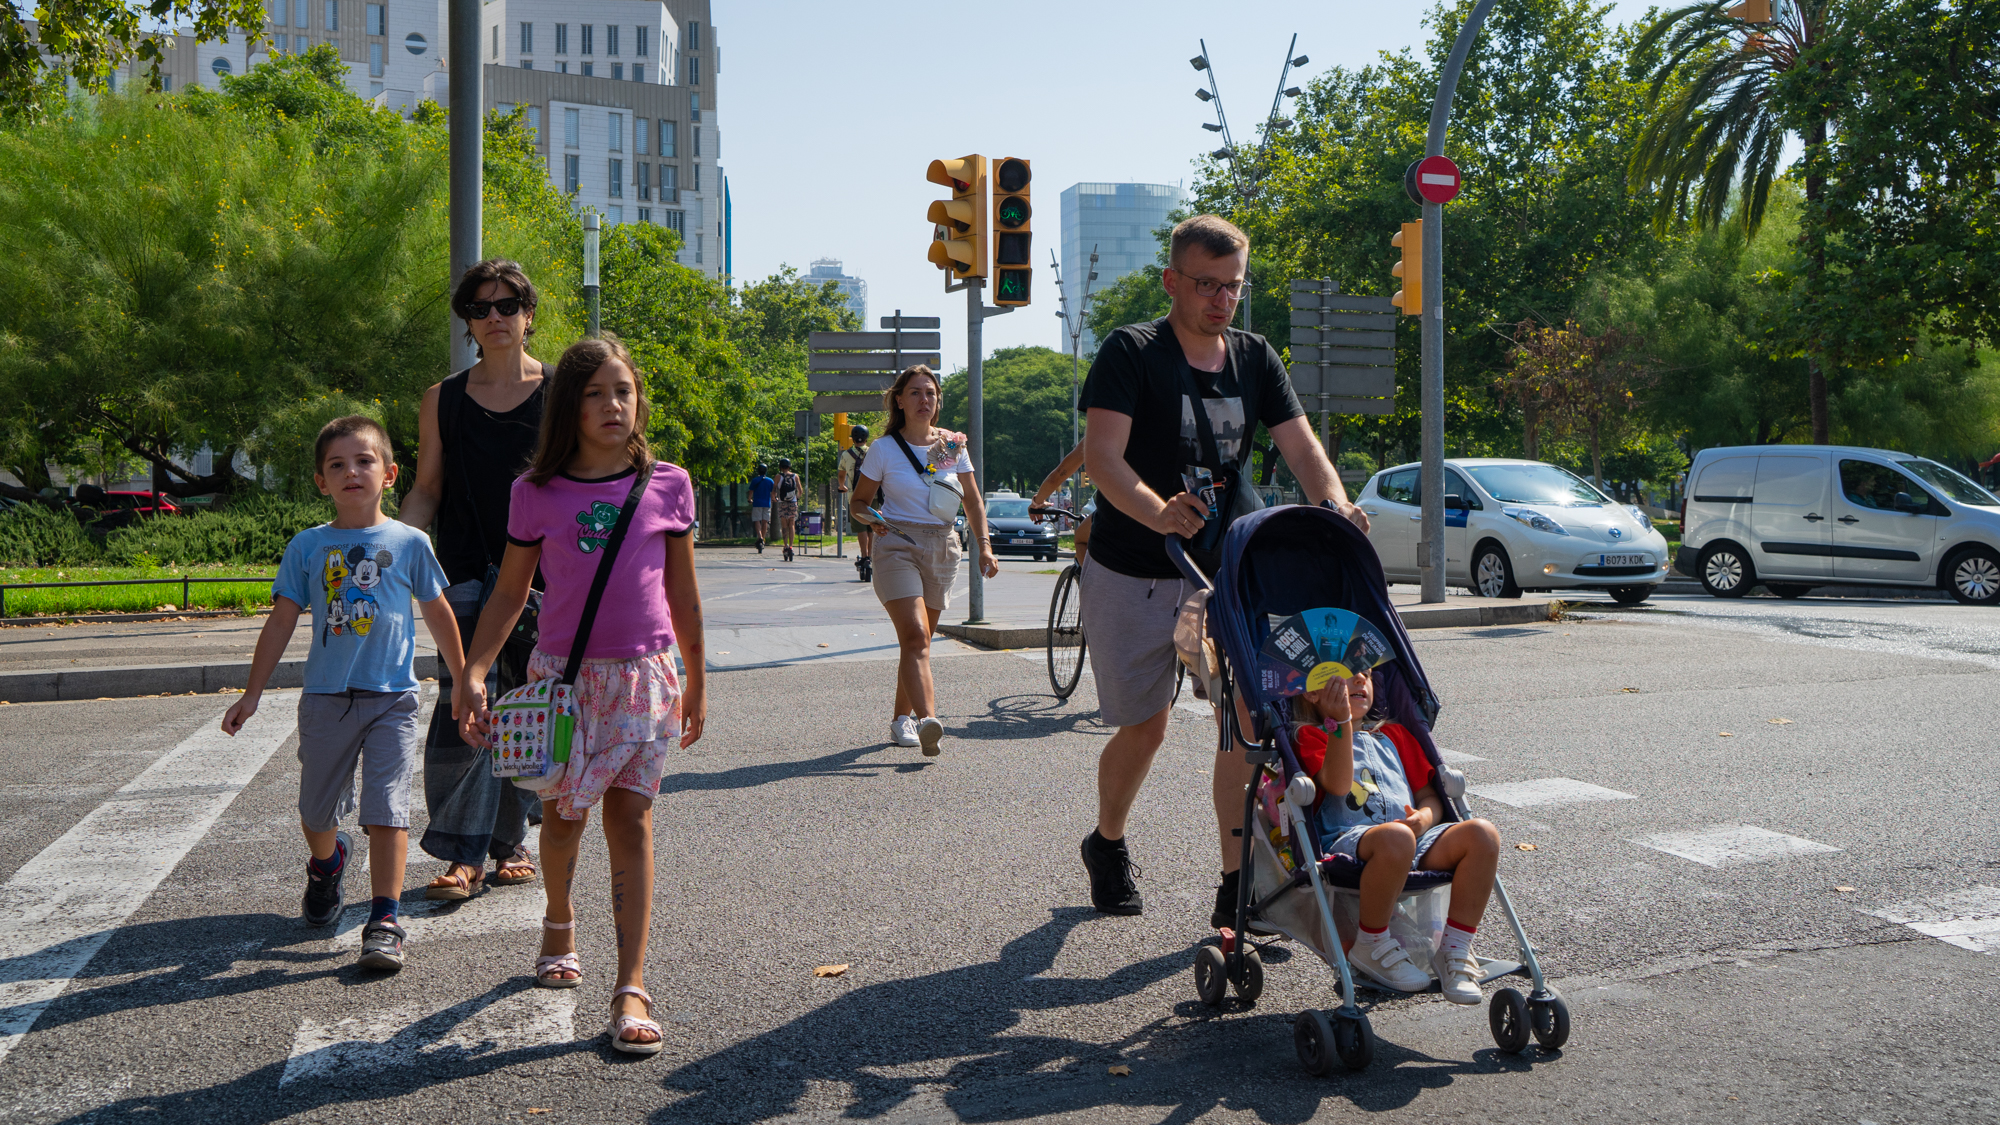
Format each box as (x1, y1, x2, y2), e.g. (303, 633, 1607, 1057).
(873, 523, 961, 609)
(751, 506, 771, 521)
(296, 689, 421, 832)
(1080, 556, 1201, 727)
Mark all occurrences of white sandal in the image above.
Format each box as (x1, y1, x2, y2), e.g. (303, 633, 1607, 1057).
(607, 985, 663, 1055)
(534, 918, 582, 989)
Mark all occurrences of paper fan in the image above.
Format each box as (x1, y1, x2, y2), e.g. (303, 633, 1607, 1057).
(1256, 608, 1395, 697)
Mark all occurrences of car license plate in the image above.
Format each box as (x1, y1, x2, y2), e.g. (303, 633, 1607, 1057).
(1010, 538, 1034, 545)
(1598, 554, 1649, 567)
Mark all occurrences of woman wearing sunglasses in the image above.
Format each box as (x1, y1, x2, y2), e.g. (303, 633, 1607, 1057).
(398, 259, 549, 904)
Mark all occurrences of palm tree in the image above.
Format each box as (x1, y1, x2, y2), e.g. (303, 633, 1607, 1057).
(1629, 0, 1838, 443)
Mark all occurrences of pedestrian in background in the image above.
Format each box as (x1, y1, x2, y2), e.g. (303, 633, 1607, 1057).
(773, 458, 804, 563)
(398, 258, 545, 902)
(848, 364, 999, 757)
(836, 424, 874, 582)
(748, 465, 774, 554)
(457, 335, 707, 1055)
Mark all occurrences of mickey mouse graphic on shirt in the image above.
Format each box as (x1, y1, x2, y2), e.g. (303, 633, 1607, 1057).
(346, 546, 393, 637)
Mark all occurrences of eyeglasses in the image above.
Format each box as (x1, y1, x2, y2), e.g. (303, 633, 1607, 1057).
(461, 297, 528, 320)
(1173, 271, 1246, 300)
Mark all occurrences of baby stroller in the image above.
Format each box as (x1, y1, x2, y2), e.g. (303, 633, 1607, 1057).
(1168, 504, 1568, 1073)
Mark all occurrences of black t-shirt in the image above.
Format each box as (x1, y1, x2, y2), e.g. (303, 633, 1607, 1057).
(1079, 317, 1304, 579)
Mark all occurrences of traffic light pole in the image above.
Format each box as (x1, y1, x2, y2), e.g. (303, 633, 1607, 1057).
(963, 279, 1012, 625)
(447, 0, 482, 372)
(1417, 0, 1496, 605)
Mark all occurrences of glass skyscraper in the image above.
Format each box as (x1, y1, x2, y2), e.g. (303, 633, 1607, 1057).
(1058, 182, 1185, 354)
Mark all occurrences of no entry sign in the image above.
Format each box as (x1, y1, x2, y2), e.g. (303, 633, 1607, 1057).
(1402, 155, 1462, 205)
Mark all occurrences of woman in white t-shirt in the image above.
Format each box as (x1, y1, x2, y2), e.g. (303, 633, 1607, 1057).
(848, 364, 999, 757)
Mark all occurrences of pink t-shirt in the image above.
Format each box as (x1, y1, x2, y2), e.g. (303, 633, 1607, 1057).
(506, 462, 695, 661)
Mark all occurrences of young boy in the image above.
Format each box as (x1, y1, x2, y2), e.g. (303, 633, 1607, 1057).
(1293, 668, 1502, 1003)
(222, 416, 465, 971)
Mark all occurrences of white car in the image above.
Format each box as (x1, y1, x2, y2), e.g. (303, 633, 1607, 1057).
(1357, 459, 1671, 603)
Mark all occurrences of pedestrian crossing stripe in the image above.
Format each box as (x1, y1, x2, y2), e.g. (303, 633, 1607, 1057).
(280, 988, 576, 1087)
(1866, 885, 2000, 955)
(1471, 777, 1637, 808)
(1631, 824, 1841, 867)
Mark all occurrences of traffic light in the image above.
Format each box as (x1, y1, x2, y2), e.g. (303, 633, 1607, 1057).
(926, 155, 986, 279)
(834, 413, 851, 449)
(992, 156, 1032, 306)
(1390, 220, 1422, 316)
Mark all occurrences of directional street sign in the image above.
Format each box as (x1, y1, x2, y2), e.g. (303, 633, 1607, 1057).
(1288, 279, 1397, 415)
(1404, 155, 1462, 205)
(808, 318, 942, 404)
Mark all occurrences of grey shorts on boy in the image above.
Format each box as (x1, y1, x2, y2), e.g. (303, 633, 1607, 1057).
(296, 689, 421, 832)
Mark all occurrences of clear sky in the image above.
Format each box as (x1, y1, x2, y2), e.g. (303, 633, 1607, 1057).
(715, 0, 1659, 370)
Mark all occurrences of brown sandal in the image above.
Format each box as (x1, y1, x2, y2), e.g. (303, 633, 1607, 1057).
(424, 863, 485, 901)
(492, 844, 537, 886)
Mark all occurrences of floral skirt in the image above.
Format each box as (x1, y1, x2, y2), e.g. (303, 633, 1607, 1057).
(525, 648, 682, 821)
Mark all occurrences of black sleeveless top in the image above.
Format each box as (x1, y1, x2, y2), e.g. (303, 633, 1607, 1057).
(435, 369, 545, 586)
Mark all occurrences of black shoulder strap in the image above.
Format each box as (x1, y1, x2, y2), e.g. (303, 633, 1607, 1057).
(562, 464, 652, 685)
(1178, 363, 1226, 473)
(891, 432, 929, 477)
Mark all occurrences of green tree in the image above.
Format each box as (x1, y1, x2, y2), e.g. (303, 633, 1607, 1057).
(1630, 0, 1839, 441)
(729, 266, 861, 491)
(2, 1, 266, 119)
(937, 346, 1079, 492)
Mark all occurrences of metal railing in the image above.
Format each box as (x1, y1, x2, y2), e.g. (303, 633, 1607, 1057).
(0, 576, 267, 618)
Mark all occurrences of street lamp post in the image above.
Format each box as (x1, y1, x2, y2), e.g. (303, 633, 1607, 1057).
(447, 0, 482, 372)
(1190, 37, 1309, 338)
(583, 213, 601, 337)
(1052, 244, 1100, 516)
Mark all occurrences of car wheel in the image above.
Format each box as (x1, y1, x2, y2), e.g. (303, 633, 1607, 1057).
(1608, 584, 1654, 605)
(1471, 543, 1521, 599)
(1943, 547, 2000, 605)
(1698, 544, 1753, 598)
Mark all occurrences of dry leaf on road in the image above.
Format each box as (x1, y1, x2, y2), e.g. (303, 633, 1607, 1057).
(1620, 687, 1639, 693)
(1835, 886, 1856, 893)
(817, 643, 830, 648)
(1107, 1065, 1132, 1076)
(1718, 732, 1734, 737)
(814, 964, 849, 978)
(1516, 843, 1538, 851)
(1768, 717, 1793, 725)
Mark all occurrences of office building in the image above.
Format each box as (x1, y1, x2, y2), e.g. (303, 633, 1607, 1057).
(1059, 181, 1184, 353)
(806, 258, 866, 325)
(114, 0, 729, 279)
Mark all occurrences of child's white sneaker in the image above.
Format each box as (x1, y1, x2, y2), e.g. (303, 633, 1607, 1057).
(1432, 947, 1483, 1005)
(1349, 931, 1432, 992)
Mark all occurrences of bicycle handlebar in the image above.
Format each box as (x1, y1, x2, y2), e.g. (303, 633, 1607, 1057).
(1029, 506, 1081, 522)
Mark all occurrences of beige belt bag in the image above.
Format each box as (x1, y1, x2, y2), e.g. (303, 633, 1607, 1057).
(1173, 588, 1222, 702)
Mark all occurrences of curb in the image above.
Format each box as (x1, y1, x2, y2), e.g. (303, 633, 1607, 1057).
(937, 599, 1556, 651)
(0, 654, 439, 704)
(936, 622, 1045, 649)
(0, 608, 256, 628)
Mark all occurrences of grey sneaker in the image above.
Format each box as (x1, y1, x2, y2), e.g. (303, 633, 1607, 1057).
(358, 919, 407, 971)
(916, 717, 944, 757)
(301, 830, 349, 927)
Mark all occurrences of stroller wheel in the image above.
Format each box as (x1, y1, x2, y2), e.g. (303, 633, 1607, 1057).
(1293, 1010, 1338, 1076)
(1489, 987, 1532, 1053)
(1231, 947, 1264, 1004)
(1529, 992, 1570, 1049)
(1193, 945, 1228, 1006)
(1332, 1011, 1374, 1071)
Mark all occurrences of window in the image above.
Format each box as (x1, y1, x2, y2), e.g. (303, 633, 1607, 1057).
(692, 163, 700, 191)
(1840, 460, 1939, 514)
(612, 63, 623, 80)
(405, 32, 426, 55)
(635, 118, 648, 154)
(557, 61, 566, 73)
(324, 0, 337, 31)
(521, 59, 532, 70)
(660, 164, 677, 201)
(161, 74, 173, 91)
(269, 0, 287, 26)
(692, 125, 700, 156)
(564, 154, 579, 194)
(690, 93, 700, 123)
(637, 162, 650, 200)
(687, 55, 699, 85)
(687, 20, 700, 50)
(608, 159, 622, 198)
(659, 120, 675, 157)
(581, 24, 593, 54)
(608, 112, 622, 151)
(491, 24, 498, 59)
(369, 80, 382, 98)
(695, 233, 702, 264)
(366, 4, 383, 36)
(607, 25, 618, 56)
(525, 106, 539, 136)
(105, 70, 117, 91)
(1377, 470, 1417, 505)
(294, 0, 305, 27)
(272, 33, 286, 53)
(581, 62, 593, 77)
(563, 107, 579, 147)
(212, 55, 232, 76)
(663, 209, 683, 233)
(555, 23, 567, 54)
(608, 205, 623, 225)
(636, 26, 649, 56)
(638, 207, 651, 223)
(519, 22, 532, 53)
(1443, 469, 1481, 510)
(1897, 458, 2000, 507)
(633, 67, 644, 82)
(369, 42, 383, 76)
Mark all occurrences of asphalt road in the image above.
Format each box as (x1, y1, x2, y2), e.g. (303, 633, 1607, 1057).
(1, 575, 1997, 1124)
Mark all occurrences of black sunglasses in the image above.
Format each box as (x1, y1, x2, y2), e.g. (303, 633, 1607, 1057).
(461, 297, 529, 320)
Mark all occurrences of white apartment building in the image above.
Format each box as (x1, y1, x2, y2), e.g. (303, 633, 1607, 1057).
(119, 0, 729, 279)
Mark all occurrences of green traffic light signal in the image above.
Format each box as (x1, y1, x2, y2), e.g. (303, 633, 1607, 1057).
(995, 268, 1031, 304)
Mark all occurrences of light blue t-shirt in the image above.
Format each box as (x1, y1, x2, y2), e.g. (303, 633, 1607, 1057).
(273, 521, 447, 694)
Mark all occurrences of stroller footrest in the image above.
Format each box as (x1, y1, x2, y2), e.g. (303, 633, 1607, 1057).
(1475, 956, 1524, 984)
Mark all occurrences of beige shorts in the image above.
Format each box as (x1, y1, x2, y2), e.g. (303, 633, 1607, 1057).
(872, 523, 961, 609)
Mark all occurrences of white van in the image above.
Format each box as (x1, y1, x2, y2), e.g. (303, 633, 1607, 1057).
(1677, 445, 2000, 604)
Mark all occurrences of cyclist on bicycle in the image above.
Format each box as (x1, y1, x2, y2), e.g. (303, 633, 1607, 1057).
(836, 425, 875, 581)
(1030, 441, 1090, 561)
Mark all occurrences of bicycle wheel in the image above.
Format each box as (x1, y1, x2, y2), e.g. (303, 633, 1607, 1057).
(1047, 564, 1086, 700)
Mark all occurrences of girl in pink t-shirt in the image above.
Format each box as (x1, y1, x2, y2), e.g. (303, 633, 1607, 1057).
(458, 335, 705, 1056)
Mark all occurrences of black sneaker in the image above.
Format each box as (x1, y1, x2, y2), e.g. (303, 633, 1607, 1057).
(1080, 831, 1143, 915)
(301, 830, 349, 927)
(358, 919, 406, 971)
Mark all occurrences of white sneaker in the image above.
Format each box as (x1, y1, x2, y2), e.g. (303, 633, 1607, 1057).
(890, 715, 921, 748)
(916, 717, 944, 757)
(1432, 947, 1483, 1005)
(1349, 932, 1433, 992)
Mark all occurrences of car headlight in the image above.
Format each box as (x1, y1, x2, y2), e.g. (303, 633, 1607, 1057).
(1627, 505, 1653, 528)
(1502, 506, 1569, 536)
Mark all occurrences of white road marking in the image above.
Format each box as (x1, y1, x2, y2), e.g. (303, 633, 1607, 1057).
(1438, 749, 1486, 764)
(708, 589, 751, 600)
(1867, 885, 2000, 954)
(1471, 777, 1636, 808)
(0, 700, 298, 1067)
(1632, 824, 1841, 867)
(780, 602, 816, 612)
(330, 886, 546, 951)
(279, 988, 575, 1087)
